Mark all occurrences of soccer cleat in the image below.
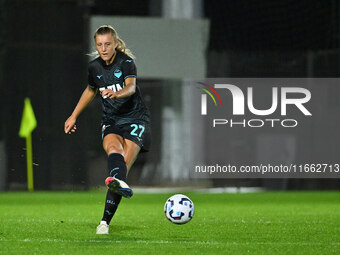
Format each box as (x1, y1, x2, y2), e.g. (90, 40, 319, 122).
(96, 221, 109, 234)
(105, 177, 133, 198)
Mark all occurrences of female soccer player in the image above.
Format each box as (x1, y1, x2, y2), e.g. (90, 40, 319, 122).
(64, 25, 151, 234)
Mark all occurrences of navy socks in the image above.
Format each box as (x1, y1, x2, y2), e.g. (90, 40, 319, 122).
(107, 153, 127, 181)
(102, 153, 127, 224)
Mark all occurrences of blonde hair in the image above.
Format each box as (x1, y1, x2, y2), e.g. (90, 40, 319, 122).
(89, 25, 135, 59)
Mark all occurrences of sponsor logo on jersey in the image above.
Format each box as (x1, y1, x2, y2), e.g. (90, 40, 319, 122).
(99, 84, 124, 94)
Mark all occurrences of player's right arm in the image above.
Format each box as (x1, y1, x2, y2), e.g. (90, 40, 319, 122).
(64, 86, 98, 134)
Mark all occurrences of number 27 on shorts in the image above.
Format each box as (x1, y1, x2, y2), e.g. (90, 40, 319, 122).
(130, 124, 145, 138)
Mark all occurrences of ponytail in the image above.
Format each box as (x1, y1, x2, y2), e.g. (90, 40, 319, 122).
(116, 37, 135, 59)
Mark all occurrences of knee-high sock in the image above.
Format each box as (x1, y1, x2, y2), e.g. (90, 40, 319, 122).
(102, 153, 127, 224)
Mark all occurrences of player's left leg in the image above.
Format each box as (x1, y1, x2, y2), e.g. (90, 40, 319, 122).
(123, 139, 141, 174)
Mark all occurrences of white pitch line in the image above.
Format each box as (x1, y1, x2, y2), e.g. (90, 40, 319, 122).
(132, 187, 264, 194)
(0, 239, 339, 246)
(0, 239, 220, 245)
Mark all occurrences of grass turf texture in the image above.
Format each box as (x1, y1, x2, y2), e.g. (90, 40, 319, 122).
(0, 191, 339, 254)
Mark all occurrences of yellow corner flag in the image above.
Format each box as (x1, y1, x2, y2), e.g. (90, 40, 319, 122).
(19, 98, 37, 192)
(19, 98, 37, 138)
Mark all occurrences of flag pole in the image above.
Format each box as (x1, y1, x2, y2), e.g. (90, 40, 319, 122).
(26, 133, 34, 192)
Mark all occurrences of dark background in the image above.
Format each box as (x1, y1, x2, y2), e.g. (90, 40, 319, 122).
(1, 0, 339, 190)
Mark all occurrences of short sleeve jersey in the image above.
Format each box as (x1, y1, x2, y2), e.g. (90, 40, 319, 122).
(88, 51, 150, 125)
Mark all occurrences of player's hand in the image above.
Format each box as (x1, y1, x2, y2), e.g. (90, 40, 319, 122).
(101, 89, 117, 99)
(64, 116, 77, 134)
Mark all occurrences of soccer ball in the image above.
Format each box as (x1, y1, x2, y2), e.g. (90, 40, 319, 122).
(164, 194, 194, 224)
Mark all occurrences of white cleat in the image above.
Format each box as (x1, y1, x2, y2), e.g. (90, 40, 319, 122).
(96, 221, 109, 234)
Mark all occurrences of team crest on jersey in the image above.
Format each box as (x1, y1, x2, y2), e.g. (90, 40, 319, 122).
(114, 69, 122, 78)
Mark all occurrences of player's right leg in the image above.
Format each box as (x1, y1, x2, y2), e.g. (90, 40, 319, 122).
(103, 134, 133, 197)
(105, 138, 141, 198)
(97, 134, 130, 234)
(105, 176, 133, 198)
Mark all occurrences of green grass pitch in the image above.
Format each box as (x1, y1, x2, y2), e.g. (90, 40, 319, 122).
(0, 191, 339, 254)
